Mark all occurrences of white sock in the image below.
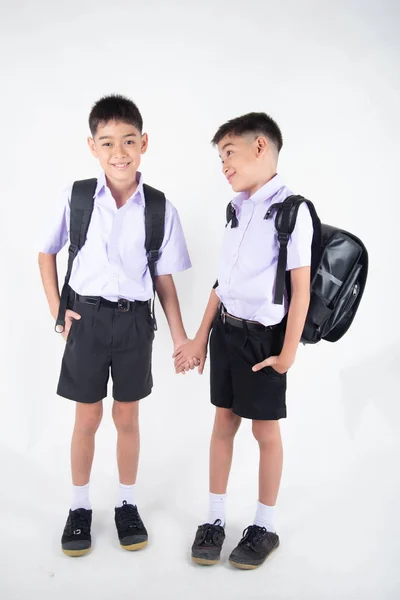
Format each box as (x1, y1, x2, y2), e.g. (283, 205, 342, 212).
(208, 492, 227, 526)
(254, 501, 275, 532)
(116, 483, 137, 508)
(71, 483, 91, 511)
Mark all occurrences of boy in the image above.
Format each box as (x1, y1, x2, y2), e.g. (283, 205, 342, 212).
(39, 95, 192, 557)
(174, 113, 313, 569)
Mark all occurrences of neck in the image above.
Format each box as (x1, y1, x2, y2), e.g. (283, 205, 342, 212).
(106, 173, 139, 207)
(247, 167, 278, 198)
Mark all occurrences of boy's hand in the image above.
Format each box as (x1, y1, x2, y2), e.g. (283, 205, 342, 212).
(252, 354, 293, 375)
(173, 338, 207, 375)
(60, 309, 81, 342)
(173, 338, 200, 375)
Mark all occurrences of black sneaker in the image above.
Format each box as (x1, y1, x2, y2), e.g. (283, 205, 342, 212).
(114, 501, 148, 551)
(229, 525, 279, 569)
(61, 508, 92, 557)
(191, 519, 225, 565)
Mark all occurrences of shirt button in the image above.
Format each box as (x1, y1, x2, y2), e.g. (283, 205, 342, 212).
(111, 272, 118, 277)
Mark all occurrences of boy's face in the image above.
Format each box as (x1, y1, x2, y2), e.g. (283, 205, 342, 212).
(218, 133, 268, 194)
(88, 120, 148, 183)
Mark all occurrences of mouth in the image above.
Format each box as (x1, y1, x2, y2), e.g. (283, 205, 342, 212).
(111, 162, 131, 171)
(227, 172, 235, 184)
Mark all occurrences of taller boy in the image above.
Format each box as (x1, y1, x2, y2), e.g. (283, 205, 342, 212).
(39, 95, 191, 556)
(174, 113, 313, 569)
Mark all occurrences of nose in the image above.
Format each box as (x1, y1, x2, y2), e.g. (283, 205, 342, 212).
(113, 142, 127, 158)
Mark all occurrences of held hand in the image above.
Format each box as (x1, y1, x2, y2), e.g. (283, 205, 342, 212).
(173, 338, 207, 375)
(252, 354, 293, 375)
(172, 338, 199, 375)
(60, 310, 81, 342)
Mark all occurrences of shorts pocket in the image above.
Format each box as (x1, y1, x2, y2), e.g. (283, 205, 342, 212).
(67, 317, 81, 344)
(258, 339, 286, 377)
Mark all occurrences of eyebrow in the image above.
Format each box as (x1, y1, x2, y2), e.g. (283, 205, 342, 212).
(97, 133, 138, 140)
(220, 142, 235, 153)
(218, 142, 235, 158)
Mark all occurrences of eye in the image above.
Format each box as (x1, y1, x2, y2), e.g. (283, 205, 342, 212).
(102, 143, 112, 147)
(226, 150, 233, 157)
(125, 140, 134, 145)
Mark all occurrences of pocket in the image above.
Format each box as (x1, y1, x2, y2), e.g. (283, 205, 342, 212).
(258, 335, 285, 377)
(141, 311, 155, 340)
(66, 317, 81, 344)
(269, 365, 286, 376)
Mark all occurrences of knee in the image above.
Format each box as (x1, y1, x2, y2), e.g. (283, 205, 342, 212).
(252, 420, 281, 446)
(75, 404, 103, 436)
(213, 410, 241, 440)
(112, 403, 139, 435)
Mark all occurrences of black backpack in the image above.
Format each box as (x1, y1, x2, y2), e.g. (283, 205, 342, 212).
(55, 178, 166, 333)
(225, 195, 368, 344)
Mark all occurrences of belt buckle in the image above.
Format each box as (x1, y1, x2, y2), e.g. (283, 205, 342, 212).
(117, 298, 130, 312)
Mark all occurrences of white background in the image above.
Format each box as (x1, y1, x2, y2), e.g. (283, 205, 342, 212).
(1, 1, 399, 599)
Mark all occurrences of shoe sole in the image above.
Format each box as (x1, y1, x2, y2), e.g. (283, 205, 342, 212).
(192, 556, 219, 566)
(121, 540, 148, 551)
(62, 547, 91, 557)
(229, 544, 279, 570)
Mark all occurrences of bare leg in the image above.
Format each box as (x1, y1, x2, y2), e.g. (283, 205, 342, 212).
(252, 420, 283, 506)
(112, 400, 140, 485)
(209, 407, 242, 493)
(71, 401, 103, 486)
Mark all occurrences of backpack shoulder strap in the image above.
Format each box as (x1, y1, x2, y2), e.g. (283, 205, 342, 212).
(226, 201, 238, 228)
(143, 184, 166, 330)
(143, 184, 166, 280)
(55, 178, 97, 332)
(265, 195, 320, 305)
(69, 178, 98, 252)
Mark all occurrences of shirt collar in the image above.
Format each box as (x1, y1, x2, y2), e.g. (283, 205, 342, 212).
(95, 171, 145, 206)
(232, 173, 285, 207)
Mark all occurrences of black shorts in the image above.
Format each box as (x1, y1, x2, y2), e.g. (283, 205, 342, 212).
(57, 296, 154, 404)
(210, 314, 287, 420)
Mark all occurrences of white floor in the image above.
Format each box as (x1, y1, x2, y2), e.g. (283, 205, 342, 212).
(1, 341, 399, 600)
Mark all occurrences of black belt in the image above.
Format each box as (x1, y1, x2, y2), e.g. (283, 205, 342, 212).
(219, 304, 279, 331)
(74, 293, 149, 313)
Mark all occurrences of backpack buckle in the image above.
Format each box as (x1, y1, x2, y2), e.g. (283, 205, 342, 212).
(277, 232, 290, 244)
(68, 244, 79, 256)
(147, 250, 160, 262)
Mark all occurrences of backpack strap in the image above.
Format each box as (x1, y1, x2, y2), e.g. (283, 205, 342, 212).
(55, 178, 97, 332)
(226, 201, 239, 228)
(212, 202, 239, 289)
(143, 183, 166, 330)
(264, 195, 321, 305)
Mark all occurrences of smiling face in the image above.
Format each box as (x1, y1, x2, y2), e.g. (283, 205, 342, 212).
(218, 133, 273, 197)
(88, 120, 148, 184)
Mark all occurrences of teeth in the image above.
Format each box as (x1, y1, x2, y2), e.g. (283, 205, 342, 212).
(114, 163, 128, 167)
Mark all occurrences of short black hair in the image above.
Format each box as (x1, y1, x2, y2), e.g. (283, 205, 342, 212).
(211, 112, 283, 152)
(89, 94, 143, 137)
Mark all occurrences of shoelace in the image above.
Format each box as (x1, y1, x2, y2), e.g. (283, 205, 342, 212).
(67, 511, 90, 536)
(239, 525, 268, 548)
(117, 503, 143, 530)
(199, 519, 223, 544)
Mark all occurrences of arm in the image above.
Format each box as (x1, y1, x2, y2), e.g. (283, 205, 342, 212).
(38, 252, 80, 340)
(253, 266, 311, 373)
(155, 274, 189, 349)
(173, 288, 220, 374)
(38, 252, 60, 320)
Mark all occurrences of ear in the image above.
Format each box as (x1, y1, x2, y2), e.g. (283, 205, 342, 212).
(87, 137, 98, 158)
(255, 135, 268, 157)
(141, 132, 149, 155)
